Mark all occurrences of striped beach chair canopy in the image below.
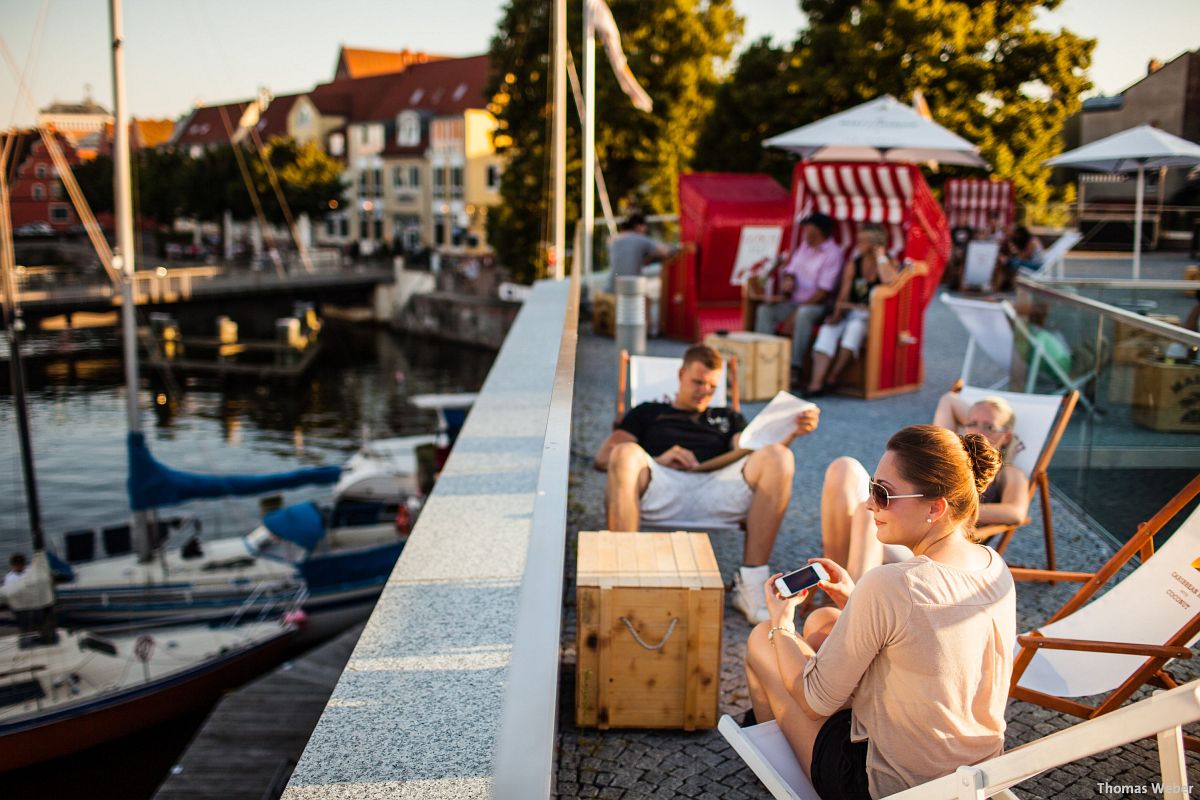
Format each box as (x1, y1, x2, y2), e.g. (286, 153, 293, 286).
(944, 177, 1015, 231)
(787, 161, 951, 294)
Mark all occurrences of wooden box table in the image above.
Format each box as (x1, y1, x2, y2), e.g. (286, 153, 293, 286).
(704, 331, 790, 401)
(576, 531, 724, 730)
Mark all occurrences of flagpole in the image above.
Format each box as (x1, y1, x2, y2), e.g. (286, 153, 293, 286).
(1133, 162, 1144, 281)
(551, 0, 566, 280)
(582, 0, 595, 286)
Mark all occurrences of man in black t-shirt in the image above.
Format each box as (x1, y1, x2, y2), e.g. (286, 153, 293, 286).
(594, 344, 820, 624)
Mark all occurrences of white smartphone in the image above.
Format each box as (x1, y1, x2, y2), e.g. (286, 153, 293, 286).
(773, 563, 830, 598)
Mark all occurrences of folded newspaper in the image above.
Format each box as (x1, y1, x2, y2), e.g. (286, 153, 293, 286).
(695, 391, 817, 471)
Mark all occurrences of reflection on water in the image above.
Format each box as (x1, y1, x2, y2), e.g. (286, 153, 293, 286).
(0, 324, 494, 555)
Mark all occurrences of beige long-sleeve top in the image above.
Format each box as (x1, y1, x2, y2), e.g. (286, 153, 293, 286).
(801, 547, 1016, 799)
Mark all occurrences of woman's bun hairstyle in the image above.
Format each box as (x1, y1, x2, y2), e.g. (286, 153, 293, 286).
(960, 432, 1003, 495)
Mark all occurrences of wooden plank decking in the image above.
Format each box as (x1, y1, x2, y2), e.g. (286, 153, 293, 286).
(153, 623, 364, 800)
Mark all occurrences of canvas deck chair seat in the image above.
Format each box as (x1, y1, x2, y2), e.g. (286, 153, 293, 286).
(1019, 230, 1083, 280)
(614, 350, 740, 422)
(1010, 475, 1200, 749)
(719, 678, 1200, 800)
(940, 294, 1098, 410)
(951, 381, 1078, 572)
(743, 162, 951, 399)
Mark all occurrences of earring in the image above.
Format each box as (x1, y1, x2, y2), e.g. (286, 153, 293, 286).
(926, 518, 932, 523)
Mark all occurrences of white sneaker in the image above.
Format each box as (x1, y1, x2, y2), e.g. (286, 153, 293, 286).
(731, 567, 770, 625)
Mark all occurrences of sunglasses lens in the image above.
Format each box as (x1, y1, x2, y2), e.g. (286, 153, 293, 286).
(870, 482, 888, 509)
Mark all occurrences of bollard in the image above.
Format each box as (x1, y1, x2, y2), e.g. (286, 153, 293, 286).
(615, 275, 647, 357)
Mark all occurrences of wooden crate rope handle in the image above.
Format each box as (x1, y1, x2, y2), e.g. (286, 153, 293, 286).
(619, 616, 679, 651)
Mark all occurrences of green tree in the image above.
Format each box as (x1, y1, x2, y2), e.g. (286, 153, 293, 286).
(250, 137, 346, 224)
(486, 0, 743, 282)
(696, 1, 1094, 220)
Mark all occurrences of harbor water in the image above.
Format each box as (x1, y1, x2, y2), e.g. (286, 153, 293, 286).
(0, 322, 494, 799)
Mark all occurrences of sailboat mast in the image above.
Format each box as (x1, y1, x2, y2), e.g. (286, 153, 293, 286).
(109, 0, 151, 561)
(0, 141, 46, 553)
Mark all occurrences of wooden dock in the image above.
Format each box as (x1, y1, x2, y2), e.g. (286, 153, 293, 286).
(153, 623, 364, 800)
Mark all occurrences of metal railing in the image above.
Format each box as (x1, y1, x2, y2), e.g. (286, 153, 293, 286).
(492, 263, 579, 798)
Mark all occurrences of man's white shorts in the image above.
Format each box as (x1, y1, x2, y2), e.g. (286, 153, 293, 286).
(639, 451, 753, 529)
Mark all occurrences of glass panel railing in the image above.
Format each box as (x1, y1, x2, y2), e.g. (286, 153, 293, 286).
(1014, 275, 1200, 546)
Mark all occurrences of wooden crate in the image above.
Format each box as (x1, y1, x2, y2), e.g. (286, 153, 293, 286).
(592, 291, 615, 337)
(1132, 358, 1200, 432)
(704, 331, 790, 401)
(576, 531, 724, 731)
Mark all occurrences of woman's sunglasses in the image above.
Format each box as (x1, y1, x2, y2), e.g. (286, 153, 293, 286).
(964, 420, 1008, 434)
(868, 480, 924, 509)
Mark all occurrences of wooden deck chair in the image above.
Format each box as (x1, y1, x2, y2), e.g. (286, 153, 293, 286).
(1009, 475, 1200, 750)
(940, 294, 1096, 410)
(1019, 229, 1083, 280)
(952, 381, 1079, 572)
(614, 350, 740, 422)
(961, 240, 1001, 291)
(720, 679, 1200, 800)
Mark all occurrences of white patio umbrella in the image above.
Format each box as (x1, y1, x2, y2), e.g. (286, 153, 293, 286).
(1045, 124, 1200, 279)
(762, 94, 988, 168)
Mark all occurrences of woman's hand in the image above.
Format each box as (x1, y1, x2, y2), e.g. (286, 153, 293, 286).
(809, 557, 855, 609)
(763, 574, 806, 630)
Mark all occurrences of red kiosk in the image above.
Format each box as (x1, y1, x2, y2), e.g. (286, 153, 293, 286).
(662, 173, 792, 341)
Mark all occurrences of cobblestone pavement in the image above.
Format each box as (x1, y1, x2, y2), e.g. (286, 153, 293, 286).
(555, 279, 1200, 799)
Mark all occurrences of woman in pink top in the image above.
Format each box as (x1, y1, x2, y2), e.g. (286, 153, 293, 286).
(743, 425, 1016, 800)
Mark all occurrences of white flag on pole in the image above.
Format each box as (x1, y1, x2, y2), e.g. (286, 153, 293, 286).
(588, 0, 653, 113)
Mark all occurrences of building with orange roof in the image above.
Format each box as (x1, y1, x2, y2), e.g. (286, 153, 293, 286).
(328, 53, 503, 256)
(333, 47, 450, 81)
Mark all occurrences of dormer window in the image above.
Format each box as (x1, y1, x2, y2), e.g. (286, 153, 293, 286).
(397, 111, 421, 147)
(452, 83, 468, 102)
(410, 88, 424, 105)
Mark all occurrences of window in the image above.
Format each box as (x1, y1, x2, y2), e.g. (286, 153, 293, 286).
(409, 166, 421, 187)
(358, 172, 369, 198)
(434, 214, 446, 246)
(450, 167, 463, 200)
(49, 204, 70, 221)
(487, 164, 501, 192)
(50, 183, 64, 199)
(326, 217, 337, 237)
(32, 184, 44, 200)
(432, 167, 445, 199)
(35, 164, 47, 178)
(397, 111, 421, 147)
(360, 217, 370, 240)
(452, 83, 468, 102)
(373, 218, 383, 240)
(295, 104, 311, 127)
(329, 133, 345, 157)
(340, 217, 349, 237)
(373, 168, 382, 198)
(360, 126, 370, 144)
(393, 166, 405, 189)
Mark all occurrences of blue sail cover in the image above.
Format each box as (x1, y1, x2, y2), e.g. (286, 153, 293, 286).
(263, 501, 327, 550)
(127, 432, 341, 511)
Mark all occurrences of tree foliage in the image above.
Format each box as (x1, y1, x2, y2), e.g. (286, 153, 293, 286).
(486, 0, 742, 282)
(74, 139, 345, 229)
(695, 0, 1094, 219)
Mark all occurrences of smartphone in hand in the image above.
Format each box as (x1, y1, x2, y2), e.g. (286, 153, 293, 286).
(774, 563, 830, 598)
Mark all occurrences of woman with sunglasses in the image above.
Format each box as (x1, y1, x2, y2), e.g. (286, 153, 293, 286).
(822, 391, 1030, 581)
(743, 425, 1015, 800)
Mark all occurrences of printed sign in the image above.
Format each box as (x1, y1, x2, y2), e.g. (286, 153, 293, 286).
(729, 226, 783, 286)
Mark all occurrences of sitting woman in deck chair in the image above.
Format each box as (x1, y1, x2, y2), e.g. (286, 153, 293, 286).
(822, 392, 1030, 581)
(804, 224, 899, 397)
(743, 426, 1016, 800)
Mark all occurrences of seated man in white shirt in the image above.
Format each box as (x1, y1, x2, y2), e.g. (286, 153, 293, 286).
(4, 553, 26, 589)
(593, 345, 820, 625)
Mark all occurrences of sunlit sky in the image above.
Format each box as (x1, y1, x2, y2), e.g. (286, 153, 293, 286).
(1, 0, 1197, 126)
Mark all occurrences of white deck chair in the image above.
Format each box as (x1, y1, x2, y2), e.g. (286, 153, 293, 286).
(962, 240, 1001, 291)
(1010, 478, 1200, 739)
(614, 351, 737, 420)
(940, 294, 1095, 411)
(719, 679, 1200, 800)
(955, 384, 1077, 570)
(1019, 230, 1083, 280)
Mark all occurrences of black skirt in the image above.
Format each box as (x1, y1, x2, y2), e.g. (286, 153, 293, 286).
(810, 709, 872, 800)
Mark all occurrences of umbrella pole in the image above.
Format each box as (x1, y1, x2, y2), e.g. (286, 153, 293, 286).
(582, 0, 595, 283)
(1133, 164, 1144, 280)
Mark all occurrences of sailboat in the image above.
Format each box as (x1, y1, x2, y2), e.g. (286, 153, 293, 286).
(0, 63, 300, 772)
